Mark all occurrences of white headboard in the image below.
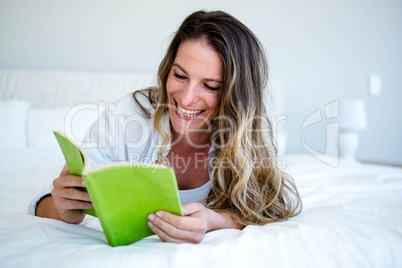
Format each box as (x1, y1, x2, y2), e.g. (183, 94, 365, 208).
(0, 69, 283, 114)
(0, 69, 156, 108)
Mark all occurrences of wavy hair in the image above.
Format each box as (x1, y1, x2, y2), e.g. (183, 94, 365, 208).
(134, 10, 302, 226)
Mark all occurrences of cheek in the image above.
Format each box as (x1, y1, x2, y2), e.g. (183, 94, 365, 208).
(209, 96, 220, 113)
(166, 77, 179, 96)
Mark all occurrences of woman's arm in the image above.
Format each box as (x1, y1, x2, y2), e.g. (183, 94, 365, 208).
(147, 202, 242, 244)
(36, 164, 93, 224)
(36, 195, 63, 220)
(207, 209, 243, 231)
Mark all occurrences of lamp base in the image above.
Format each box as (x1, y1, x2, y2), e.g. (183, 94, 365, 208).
(339, 131, 359, 161)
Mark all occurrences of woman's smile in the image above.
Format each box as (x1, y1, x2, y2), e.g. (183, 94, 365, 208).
(174, 98, 206, 119)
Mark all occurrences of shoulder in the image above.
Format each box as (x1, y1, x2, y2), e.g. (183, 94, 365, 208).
(81, 91, 157, 165)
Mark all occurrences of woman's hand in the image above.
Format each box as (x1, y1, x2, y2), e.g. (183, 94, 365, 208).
(147, 202, 209, 243)
(147, 202, 243, 244)
(42, 164, 93, 224)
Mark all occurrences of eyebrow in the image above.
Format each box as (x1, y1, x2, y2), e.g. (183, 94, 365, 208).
(172, 63, 223, 84)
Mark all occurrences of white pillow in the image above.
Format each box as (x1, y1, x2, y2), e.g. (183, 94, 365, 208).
(27, 107, 69, 149)
(27, 105, 101, 149)
(0, 100, 31, 150)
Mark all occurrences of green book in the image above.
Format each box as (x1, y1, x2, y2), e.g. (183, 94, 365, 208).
(53, 131, 183, 247)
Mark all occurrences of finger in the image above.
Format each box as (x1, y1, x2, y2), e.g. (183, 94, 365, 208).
(60, 210, 86, 224)
(181, 202, 203, 216)
(147, 220, 185, 243)
(155, 210, 200, 231)
(60, 210, 85, 224)
(52, 186, 92, 202)
(148, 213, 203, 243)
(54, 196, 93, 211)
(63, 199, 93, 210)
(148, 212, 191, 237)
(53, 175, 86, 188)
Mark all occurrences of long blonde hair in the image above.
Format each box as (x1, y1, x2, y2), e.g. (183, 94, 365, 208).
(134, 10, 302, 226)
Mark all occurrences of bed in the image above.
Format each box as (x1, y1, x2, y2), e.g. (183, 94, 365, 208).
(0, 69, 401, 267)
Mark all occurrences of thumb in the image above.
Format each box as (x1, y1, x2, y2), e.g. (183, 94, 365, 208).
(60, 164, 71, 176)
(181, 202, 203, 216)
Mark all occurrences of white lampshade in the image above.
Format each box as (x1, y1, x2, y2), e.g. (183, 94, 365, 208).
(339, 99, 367, 130)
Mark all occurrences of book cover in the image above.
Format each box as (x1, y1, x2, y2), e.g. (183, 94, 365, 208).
(53, 131, 183, 246)
(53, 131, 96, 217)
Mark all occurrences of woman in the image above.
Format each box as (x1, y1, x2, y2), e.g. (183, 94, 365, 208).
(31, 10, 302, 244)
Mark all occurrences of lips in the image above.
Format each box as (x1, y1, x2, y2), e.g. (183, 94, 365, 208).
(174, 99, 205, 119)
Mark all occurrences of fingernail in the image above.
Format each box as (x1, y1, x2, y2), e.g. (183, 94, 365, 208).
(156, 211, 162, 218)
(147, 221, 153, 228)
(81, 180, 86, 186)
(148, 214, 154, 221)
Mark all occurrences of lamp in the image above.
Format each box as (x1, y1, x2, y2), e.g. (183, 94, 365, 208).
(338, 99, 367, 161)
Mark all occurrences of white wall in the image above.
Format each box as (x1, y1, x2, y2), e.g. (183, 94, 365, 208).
(1, 0, 401, 164)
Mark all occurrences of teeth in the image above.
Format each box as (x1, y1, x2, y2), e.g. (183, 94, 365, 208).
(177, 103, 203, 118)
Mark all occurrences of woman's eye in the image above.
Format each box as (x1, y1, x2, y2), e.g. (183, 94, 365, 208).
(204, 84, 220, 91)
(174, 73, 186, 80)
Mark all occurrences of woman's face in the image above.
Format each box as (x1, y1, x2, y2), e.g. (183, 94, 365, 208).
(166, 38, 223, 136)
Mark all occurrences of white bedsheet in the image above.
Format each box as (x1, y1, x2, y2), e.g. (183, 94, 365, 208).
(0, 149, 401, 268)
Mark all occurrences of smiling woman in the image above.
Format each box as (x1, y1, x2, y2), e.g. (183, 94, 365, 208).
(32, 10, 302, 244)
(133, 10, 302, 238)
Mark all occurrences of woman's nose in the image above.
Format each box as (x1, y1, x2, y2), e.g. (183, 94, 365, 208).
(180, 83, 199, 106)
